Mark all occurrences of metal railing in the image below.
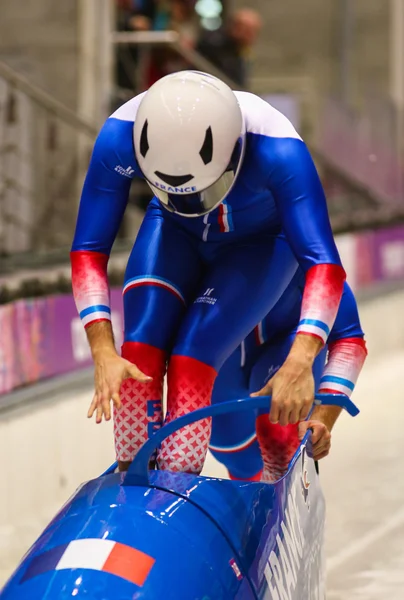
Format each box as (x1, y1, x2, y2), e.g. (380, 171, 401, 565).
(112, 29, 241, 95)
(0, 60, 98, 261)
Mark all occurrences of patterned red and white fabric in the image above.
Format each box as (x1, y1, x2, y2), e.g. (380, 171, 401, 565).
(256, 416, 300, 483)
(157, 355, 217, 473)
(114, 342, 166, 462)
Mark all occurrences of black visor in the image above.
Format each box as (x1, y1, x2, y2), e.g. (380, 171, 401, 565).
(147, 137, 245, 217)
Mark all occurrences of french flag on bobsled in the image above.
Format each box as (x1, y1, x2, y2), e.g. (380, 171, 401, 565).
(0, 394, 358, 600)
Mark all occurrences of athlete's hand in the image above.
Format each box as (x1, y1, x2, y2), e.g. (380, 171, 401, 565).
(251, 334, 322, 425)
(88, 348, 152, 424)
(251, 356, 315, 426)
(298, 420, 331, 460)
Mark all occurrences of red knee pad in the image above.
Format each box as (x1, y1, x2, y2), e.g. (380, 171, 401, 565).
(121, 341, 167, 379)
(114, 342, 166, 463)
(158, 355, 217, 473)
(166, 355, 217, 418)
(256, 415, 300, 482)
(256, 416, 299, 449)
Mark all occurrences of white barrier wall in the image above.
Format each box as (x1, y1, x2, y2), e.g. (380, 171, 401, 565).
(0, 391, 114, 584)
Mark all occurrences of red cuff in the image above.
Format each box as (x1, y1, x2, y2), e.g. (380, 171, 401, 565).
(328, 337, 368, 354)
(84, 318, 111, 330)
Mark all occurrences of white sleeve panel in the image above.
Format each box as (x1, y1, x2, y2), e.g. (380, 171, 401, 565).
(110, 92, 147, 123)
(235, 91, 302, 140)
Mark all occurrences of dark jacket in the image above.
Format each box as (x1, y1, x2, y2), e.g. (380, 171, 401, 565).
(197, 29, 246, 87)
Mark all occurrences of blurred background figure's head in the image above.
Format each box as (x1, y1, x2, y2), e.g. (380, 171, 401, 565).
(170, 0, 197, 23)
(168, 0, 199, 48)
(196, 6, 262, 87)
(227, 8, 262, 50)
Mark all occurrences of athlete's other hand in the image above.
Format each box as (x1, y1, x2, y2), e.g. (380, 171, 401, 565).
(251, 357, 314, 426)
(88, 348, 152, 424)
(298, 420, 331, 460)
(251, 334, 322, 426)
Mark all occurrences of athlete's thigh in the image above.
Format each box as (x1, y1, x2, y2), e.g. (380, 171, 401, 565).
(124, 206, 202, 350)
(173, 234, 299, 369)
(211, 346, 255, 445)
(210, 347, 263, 478)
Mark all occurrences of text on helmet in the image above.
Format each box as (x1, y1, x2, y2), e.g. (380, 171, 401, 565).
(154, 181, 197, 194)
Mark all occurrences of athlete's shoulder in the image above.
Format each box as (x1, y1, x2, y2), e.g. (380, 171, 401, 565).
(109, 91, 147, 123)
(90, 94, 147, 179)
(97, 91, 146, 155)
(235, 91, 302, 141)
(235, 92, 310, 181)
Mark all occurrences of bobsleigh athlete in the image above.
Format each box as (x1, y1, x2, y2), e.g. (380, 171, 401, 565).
(210, 278, 367, 482)
(71, 70, 346, 474)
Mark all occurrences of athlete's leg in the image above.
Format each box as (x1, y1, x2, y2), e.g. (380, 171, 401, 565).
(114, 206, 202, 469)
(158, 234, 299, 472)
(251, 332, 327, 482)
(209, 333, 327, 481)
(209, 268, 305, 480)
(209, 346, 263, 481)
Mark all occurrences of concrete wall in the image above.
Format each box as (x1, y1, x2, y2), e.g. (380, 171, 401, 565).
(0, 0, 391, 112)
(0, 0, 114, 121)
(0, 2, 79, 108)
(241, 0, 390, 104)
(0, 1, 114, 254)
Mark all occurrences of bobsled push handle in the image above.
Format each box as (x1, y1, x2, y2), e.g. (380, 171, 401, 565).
(124, 393, 359, 486)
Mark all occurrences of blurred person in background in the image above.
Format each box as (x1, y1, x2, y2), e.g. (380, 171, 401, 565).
(115, 0, 156, 94)
(169, 0, 199, 47)
(115, 0, 200, 211)
(197, 8, 262, 87)
(116, 0, 199, 91)
(147, 0, 200, 86)
(116, 0, 157, 32)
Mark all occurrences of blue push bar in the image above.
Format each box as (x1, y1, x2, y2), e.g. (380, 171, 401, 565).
(123, 393, 359, 487)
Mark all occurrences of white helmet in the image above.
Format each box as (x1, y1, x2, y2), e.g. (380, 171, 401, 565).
(133, 71, 246, 217)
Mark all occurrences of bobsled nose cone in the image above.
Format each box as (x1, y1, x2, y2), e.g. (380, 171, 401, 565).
(0, 472, 257, 600)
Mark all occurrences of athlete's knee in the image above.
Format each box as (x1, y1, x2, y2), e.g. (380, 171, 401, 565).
(166, 354, 217, 414)
(210, 444, 263, 481)
(210, 417, 263, 481)
(121, 341, 166, 377)
(256, 415, 300, 482)
(114, 342, 166, 463)
(157, 354, 218, 473)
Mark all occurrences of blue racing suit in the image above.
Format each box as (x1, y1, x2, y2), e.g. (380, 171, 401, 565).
(71, 91, 346, 472)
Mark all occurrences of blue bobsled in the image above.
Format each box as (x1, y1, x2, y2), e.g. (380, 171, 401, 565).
(0, 394, 359, 600)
